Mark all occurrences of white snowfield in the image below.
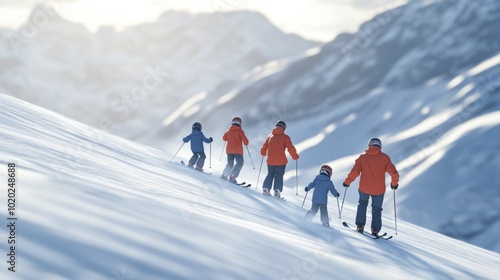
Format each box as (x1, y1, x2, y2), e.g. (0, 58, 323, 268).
(1, 93, 499, 279)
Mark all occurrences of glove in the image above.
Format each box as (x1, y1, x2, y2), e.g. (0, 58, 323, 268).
(209, 137, 213, 143)
(293, 154, 300, 160)
(334, 191, 340, 198)
(391, 184, 398, 190)
(304, 187, 309, 192)
(343, 182, 349, 188)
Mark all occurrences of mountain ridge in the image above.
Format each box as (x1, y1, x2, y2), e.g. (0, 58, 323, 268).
(0, 6, 317, 139)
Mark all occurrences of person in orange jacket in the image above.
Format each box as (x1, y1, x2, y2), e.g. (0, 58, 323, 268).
(222, 117, 249, 184)
(260, 120, 299, 198)
(343, 137, 399, 236)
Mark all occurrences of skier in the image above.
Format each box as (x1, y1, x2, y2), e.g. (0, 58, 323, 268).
(182, 122, 213, 171)
(305, 165, 340, 227)
(343, 137, 399, 235)
(260, 120, 299, 198)
(221, 117, 249, 184)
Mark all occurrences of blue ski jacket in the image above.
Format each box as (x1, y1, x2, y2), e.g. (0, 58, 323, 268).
(306, 174, 339, 205)
(183, 130, 212, 152)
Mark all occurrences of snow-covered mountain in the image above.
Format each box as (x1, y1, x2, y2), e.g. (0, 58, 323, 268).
(0, 4, 316, 140)
(1, 93, 500, 279)
(152, 0, 500, 254)
(167, 0, 500, 128)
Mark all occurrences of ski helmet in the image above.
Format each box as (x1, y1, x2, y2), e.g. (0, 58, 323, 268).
(368, 137, 382, 148)
(275, 120, 286, 130)
(192, 122, 202, 131)
(231, 117, 242, 126)
(320, 165, 332, 178)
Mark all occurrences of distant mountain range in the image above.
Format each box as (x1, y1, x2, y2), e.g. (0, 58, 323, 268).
(0, 4, 317, 139)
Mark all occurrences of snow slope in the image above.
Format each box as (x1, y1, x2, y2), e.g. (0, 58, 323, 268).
(1, 95, 499, 279)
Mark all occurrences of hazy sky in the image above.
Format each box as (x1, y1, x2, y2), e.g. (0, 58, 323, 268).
(0, 0, 405, 42)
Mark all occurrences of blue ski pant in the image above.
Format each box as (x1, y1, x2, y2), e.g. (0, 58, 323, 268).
(356, 190, 384, 231)
(306, 203, 329, 225)
(223, 154, 244, 178)
(189, 151, 206, 168)
(263, 165, 286, 192)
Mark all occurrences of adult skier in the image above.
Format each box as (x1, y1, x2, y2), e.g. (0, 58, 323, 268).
(260, 120, 299, 198)
(343, 137, 399, 235)
(221, 117, 249, 184)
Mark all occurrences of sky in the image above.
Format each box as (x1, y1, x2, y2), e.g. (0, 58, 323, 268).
(0, 0, 406, 42)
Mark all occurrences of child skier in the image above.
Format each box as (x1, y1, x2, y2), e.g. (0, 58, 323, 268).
(222, 117, 249, 184)
(304, 165, 340, 227)
(182, 122, 213, 171)
(260, 120, 299, 198)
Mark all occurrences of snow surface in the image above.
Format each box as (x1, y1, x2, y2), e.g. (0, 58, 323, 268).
(1, 94, 500, 279)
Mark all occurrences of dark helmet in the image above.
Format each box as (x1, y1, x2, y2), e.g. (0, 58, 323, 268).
(192, 122, 202, 131)
(231, 117, 242, 126)
(320, 165, 332, 178)
(368, 137, 382, 148)
(275, 120, 286, 130)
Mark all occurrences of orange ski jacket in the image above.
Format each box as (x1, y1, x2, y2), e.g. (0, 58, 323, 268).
(260, 127, 299, 166)
(344, 146, 399, 195)
(222, 125, 249, 155)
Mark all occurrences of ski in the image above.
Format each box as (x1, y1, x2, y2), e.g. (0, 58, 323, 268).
(342, 222, 389, 239)
(233, 182, 251, 188)
(263, 194, 285, 201)
(180, 161, 212, 174)
(219, 177, 252, 188)
(342, 222, 379, 239)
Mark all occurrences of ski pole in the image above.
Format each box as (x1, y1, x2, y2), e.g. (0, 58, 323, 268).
(219, 142, 226, 161)
(394, 189, 398, 235)
(169, 142, 185, 163)
(209, 142, 212, 169)
(246, 145, 255, 169)
(339, 186, 348, 219)
(295, 160, 299, 196)
(301, 191, 308, 209)
(336, 196, 341, 219)
(256, 156, 264, 190)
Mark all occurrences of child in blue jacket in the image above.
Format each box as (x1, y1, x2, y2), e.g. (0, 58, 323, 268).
(183, 122, 213, 171)
(304, 165, 339, 227)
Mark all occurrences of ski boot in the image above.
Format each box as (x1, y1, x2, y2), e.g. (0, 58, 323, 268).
(356, 225, 364, 233)
(274, 190, 281, 198)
